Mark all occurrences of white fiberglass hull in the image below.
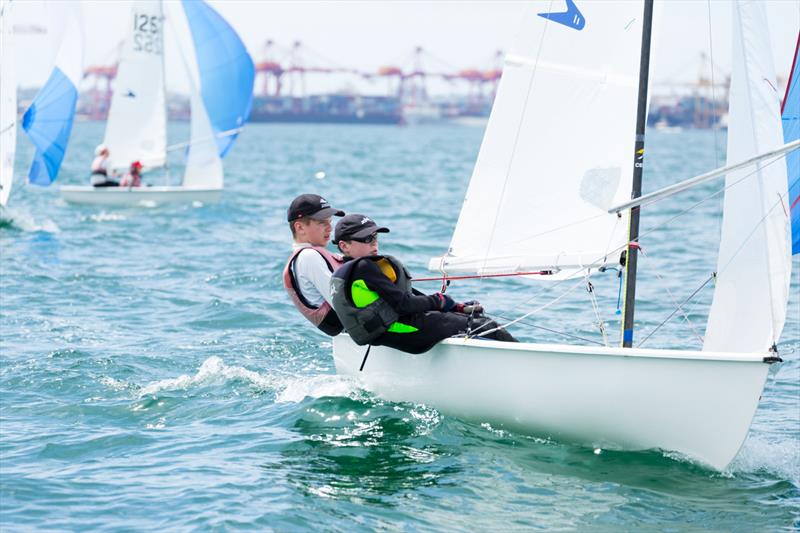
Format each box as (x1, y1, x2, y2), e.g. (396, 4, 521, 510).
(332, 335, 774, 470)
(60, 186, 222, 206)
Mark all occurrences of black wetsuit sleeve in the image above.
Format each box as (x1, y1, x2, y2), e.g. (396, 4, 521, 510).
(354, 260, 441, 315)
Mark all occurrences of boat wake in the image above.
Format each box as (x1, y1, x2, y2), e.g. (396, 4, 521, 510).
(0, 206, 60, 233)
(729, 433, 800, 485)
(135, 356, 359, 402)
(83, 211, 127, 223)
(138, 356, 276, 397)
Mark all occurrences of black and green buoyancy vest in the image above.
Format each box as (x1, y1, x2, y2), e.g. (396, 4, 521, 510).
(330, 255, 419, 345)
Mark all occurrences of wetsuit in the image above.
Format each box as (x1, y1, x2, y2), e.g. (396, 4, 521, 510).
(332, 255, 516, 354)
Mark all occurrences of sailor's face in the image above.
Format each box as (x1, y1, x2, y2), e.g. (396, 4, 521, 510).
(341, 235, 379, 258)
(301, 217, 332, 247)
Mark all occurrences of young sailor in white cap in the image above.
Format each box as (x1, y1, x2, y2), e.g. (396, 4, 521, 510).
(90, 144, 119, 187)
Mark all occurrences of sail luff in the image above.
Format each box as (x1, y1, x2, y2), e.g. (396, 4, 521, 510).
(620, 0, 654, 348)
(703, 0, 791, 353)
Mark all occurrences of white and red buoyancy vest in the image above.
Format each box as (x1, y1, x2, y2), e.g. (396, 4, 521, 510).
(283, 246, 345, 335)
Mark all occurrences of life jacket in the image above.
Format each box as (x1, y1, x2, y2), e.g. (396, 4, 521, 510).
(330, 254, 416, 346)
(283, 246, 345, 336)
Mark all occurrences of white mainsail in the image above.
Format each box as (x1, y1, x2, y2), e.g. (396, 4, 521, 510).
(430, 2, 645, 278)
(103, 0, 167, 170)
(703, 0, 792, 353)
(0, 0, 16, 206)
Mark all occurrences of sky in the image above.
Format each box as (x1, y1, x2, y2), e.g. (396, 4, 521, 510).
(9, 0, 800, 96)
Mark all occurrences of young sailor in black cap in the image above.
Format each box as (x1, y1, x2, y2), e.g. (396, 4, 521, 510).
(330, 214, 517, 354)
(283, 194, 346, 335)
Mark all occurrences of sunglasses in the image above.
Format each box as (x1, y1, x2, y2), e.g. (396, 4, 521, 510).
(351, 234, 378, 244)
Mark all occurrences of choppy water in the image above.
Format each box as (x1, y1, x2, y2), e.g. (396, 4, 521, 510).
(1, 122, 798, 531)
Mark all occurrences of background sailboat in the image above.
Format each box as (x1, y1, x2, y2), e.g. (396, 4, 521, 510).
(333, 0, 796, 470)
(60, 0, 254, 206)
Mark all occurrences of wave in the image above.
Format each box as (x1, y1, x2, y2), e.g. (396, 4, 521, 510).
(136, 356, 358, 402)
(138, 356, 276, 397)
(729, 433, 800, 486)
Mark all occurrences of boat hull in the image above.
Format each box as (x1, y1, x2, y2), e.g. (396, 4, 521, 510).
(60, 186, 222, 206)
(332, 335, 772, 470)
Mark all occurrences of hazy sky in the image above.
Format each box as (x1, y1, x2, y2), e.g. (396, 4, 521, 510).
(10, 0, 800, 95)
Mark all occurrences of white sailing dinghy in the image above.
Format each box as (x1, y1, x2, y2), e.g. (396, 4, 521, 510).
(333, 0, 798, 470)
(0, 0, 15, 208)
(60, 0, 254, 206)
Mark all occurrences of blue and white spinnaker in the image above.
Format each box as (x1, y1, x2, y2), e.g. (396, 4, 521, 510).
(782, 33, 799, 255)
(22, 2, 83, 186)
(181, 0, 254, 158)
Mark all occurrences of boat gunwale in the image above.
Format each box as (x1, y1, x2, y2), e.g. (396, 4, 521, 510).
(59, 185, 223, 194)
(409, 336, 772, 363)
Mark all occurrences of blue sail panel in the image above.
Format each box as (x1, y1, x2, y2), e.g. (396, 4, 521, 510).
(22, 67, 79, 186)
(181, 0, 255, 158)
(783, 34, 799, 255)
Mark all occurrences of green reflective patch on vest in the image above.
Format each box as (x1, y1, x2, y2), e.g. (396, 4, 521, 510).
(351, 279, 380, 308)
(351, 279, 417, 334)
(387, 322, 418, 333)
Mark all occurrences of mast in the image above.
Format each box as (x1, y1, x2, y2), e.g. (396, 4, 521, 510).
(620, 0, 654, 348)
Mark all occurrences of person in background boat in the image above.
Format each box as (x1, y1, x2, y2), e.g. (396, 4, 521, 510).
(283, 193, 347, 336)
(119, 161, 143, 188)
(330, 214, 517, 354)
(89, 144, 119, 188)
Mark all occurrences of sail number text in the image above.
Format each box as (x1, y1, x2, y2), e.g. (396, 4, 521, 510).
(132, 13, 163, 55)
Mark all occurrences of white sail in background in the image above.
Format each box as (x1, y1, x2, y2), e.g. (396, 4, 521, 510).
(0, 0, 16, 206)
(430, 2, 645, 278)
(704, 0, 792, 353)
(104, 0, 167, 170)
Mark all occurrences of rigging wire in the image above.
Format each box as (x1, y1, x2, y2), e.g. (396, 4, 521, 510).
(636, 273, 715, 348)
(490, 314, 606, 346)
(635, 247, 708, 346)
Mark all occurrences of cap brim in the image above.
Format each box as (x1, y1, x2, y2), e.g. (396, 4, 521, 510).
(349, 226, 390, 240)
(308, 207, 345, 220)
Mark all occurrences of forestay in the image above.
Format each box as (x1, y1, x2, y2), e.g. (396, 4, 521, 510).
(104, 0, 167, 170)
(703, 1, 792, 354)
(0, 0, 15, 206)
(430, 2, 645, 279)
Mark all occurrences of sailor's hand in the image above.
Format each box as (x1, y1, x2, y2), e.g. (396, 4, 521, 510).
(455, 300, 483, 315)
(435, 292, 456, 312)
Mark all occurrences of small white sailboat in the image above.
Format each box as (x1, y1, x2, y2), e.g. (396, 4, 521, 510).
(333, 0, 799, 470)
(60, 0, 254, 206)
(0, 0, 15, 208)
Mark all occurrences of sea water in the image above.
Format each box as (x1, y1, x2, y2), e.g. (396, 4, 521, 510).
(1, 122, 798, 531)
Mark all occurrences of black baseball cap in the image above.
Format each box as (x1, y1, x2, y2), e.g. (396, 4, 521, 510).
(287, 193, 345, 222)
(333, 214, 390, 244)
